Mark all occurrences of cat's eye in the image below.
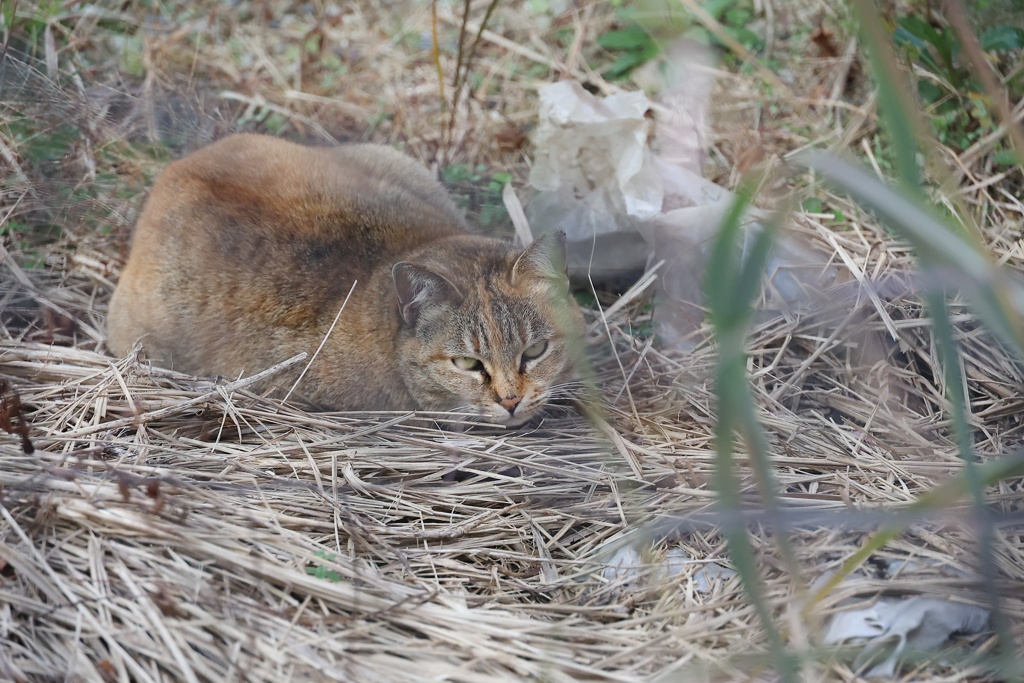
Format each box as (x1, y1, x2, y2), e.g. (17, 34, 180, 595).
(452, 356, 483, 372)
(522, 340, 548, 360)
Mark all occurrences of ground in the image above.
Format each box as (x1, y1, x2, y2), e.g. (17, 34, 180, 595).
(1, 1, 1024, 681)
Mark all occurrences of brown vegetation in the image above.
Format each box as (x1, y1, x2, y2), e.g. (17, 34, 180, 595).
(1, 1, 1023, 680)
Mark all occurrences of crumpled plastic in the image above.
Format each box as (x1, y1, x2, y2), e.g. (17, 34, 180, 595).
(822, 597, 989, 677)
(813, 554, 991, 677)
(530, 80, 663, 220)
(526, 48, 837, 346)
(527, 80, 659, 284)
(600, 544, 736, 596)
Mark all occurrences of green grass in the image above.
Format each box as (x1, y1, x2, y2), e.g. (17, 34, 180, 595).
(813, 4, 1021, 678)
(442, 163, 513, 230)
(596, 0, 763, 81)
(306, 551, 345, 582)
(705, 0, 1024, 676)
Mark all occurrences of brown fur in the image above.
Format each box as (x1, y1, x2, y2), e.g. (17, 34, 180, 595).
(107, 134, 584, 425)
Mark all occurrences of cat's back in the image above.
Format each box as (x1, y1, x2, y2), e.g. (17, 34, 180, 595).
(107, 134, 468, 366)
(146, 134, 467, 247)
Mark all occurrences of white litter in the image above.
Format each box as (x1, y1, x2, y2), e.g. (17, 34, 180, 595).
(822, 596, 989, 677)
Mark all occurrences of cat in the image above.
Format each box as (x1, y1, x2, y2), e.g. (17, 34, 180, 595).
(107, 134, 585, 426)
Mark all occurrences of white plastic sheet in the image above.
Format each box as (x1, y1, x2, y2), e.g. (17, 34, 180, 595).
(527, 60, 835, 346)
(823, 597, 989, 677)
(527, 80, 658, 282)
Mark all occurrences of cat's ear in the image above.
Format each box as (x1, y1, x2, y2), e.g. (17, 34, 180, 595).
(511, 230, 569, 285)
(392, 262, 462, 326)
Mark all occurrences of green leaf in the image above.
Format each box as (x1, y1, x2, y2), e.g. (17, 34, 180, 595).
(0, 220, 30, 237)
(706, 186, 800, 682)
(724, 6, 753, 28)
(917, 79, 946, 105)
(442, 163, 473, 184)
(932, 26, 958, 74)
(603, 41, 661, 80)
(597, 25, 652, 51)
(733, 221, 778, 321)
(894, 18, 944, 74)
(980, 25, 1024, 52)
(16, 124, 80, 164)
(801, 197, 823, 213)
(992, 149, 1022, 166)
(893, 25, 927, 52)
(727, 25, 763, 51)
(702, 0, 734, 21)
(705, 181, 757, 323)
(896, 15, 941, 51)
(861, 7, 925, 188)
(2, 1, 15, 30)
(684, 25, 713, 47)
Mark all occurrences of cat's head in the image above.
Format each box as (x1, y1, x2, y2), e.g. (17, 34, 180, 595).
(393, 231, 584, 426)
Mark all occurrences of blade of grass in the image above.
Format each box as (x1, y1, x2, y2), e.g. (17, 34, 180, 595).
(707, 182, 798, 681)
(452, 0, 471, 97)
(802, 451, 1024, 611)
(444, 0, 500, 160)
(850, 0, 922, 188)
(852, 0, 987, 243)
(856, 0, 991, 245)
(796, 151, 989, 281)
(929, 287, 1020, 681)
(430, 1, 445, 108)
(706, 181, 757, 321)
(853, 0, 983, 244)
(805, 7, 1022, 674)
(463, 0, 501, 82)
(796, 150, 1024, 360)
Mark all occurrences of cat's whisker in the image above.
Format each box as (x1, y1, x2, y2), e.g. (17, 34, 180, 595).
(548, 379, 588, 389)
(548, 389, 602, 405)
(546, 393, 582, 403)
(546, 381, 591, 396)
(539, 403, 578, 415)
(549, 391, 609, 408)
(547, 389, 587, 399)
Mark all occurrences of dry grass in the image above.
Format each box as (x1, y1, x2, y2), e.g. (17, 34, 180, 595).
(2, 0, 1024, 680)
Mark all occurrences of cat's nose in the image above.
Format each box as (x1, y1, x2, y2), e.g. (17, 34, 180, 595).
(498, 394, 521, 413)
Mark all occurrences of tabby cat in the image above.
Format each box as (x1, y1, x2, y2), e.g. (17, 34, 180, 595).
(107, 134, 584, 425)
